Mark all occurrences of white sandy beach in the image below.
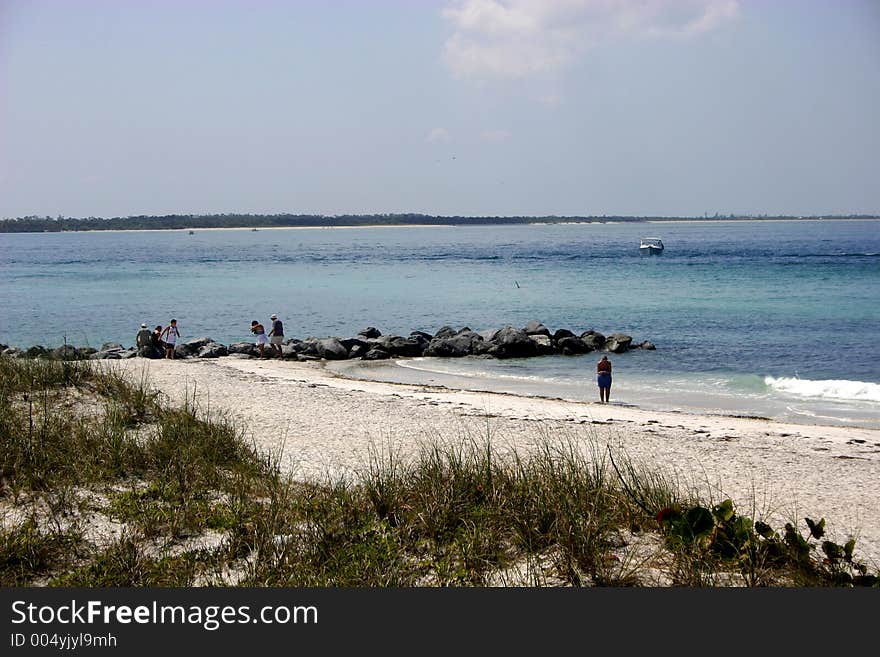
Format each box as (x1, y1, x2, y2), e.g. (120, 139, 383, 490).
(112, 356, 880, 568)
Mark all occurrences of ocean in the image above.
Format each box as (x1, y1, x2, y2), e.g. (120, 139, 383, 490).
(1, 220, 878, 428)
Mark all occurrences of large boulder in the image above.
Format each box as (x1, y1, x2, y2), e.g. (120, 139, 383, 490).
(552, 328, 576, 341)
(556, 336, 591, 355)
(100, 342, 124, 352)
(358, 327, 382, 339)
(316, 338, 349, 360)
(523, 321, 551, 337)
(528, 334, 554, 355)
(478, 328, 500, 342)
(424, 331, 482, 357)
(228, 342, 259, 356)
(638, 341, 656, 350)
(433, 326, 457, 340)
(380, 336, 425, 357)
(410, 330, 433, 342)
(604, 333, 633, 353)
(362, 347, 391, 360)
(197, 342, 228, 358)
(340, 337, 370, 352)
(179, 337, 214, 357)
(487, 327, 537, 359)
(580, 331, 606, 351)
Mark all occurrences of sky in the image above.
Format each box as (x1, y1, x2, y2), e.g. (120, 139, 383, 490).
(1, 0, 878, 219)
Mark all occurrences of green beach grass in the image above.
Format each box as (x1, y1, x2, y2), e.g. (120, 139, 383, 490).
(1, 355, 876, 587)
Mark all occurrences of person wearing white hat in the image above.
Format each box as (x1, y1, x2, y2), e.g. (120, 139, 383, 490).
(135, 323, 153, 356)
(268, 313, 284, 358)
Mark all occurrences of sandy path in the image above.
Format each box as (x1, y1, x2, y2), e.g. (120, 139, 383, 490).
(111, 357, 880, 567)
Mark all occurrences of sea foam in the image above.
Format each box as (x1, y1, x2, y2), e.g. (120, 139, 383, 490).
(765, 376, 880, 402)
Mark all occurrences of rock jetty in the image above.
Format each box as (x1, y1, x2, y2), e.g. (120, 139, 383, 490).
(0, 323, 655, 362)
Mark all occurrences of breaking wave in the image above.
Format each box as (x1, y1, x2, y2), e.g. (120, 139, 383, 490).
(765, 376, 880, 403)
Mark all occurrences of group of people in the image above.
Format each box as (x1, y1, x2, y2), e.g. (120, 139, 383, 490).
(134, 315, 614, 402)
(250, 313, 284, 358)
(135, 320, 180, 359)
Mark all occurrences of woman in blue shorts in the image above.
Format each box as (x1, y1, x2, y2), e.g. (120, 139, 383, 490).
(596, 355, 612, 403)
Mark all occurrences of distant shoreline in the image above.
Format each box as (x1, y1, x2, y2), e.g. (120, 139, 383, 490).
(1, 214, 877, 234)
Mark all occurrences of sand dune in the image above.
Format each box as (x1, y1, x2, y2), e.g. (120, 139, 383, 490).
(112, 357, 880, 568)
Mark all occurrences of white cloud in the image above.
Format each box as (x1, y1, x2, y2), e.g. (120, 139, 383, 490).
(442, 0, 740, 80)
(426, 127, 452, 143)
(480, 129, 512, 142)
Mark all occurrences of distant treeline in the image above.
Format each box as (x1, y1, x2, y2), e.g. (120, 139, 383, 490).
(1, 213, 877, 233)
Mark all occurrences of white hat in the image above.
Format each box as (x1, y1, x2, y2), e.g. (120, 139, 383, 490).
(141, 323, 147, 328)
(270, 313, 277, 319)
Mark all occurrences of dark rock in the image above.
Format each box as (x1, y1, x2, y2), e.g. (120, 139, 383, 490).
(119, 349, 138, 359)
(77, 347, 97, 358)
(362, 347, 391, 360)
(197, 343, 228, 358)
(347, 344, 369, 359)
(137, 346, 158, 358)
(456, 326, 472, 334)
(340, 337, 370, 352)
(557, 336, 591, 355)
(524, 321, 551, 337)
(382, 336, 425, 357)
(228, 342, 259, 356)
(580, 331, 606, 350)
(433, 326, 457, 340)
(424, 331, 482, 357)
(487, 327, 537, 359)
(528, 335, 555, 355)
(316, 337, 349, 360)
(180, 337, 214, 356)
(280, 344, 299, 359)
(228, 353, 252, 359)
(100, 342, 124, 352)
(358, 327, 382, 339)
(552, 329, 576, 341)
(639, 341, 656, 350)
(478, 328, 500, 342)
(410, 330, 433, 341)
(604, 333, 633, 353)
(173, 344, 190, 359)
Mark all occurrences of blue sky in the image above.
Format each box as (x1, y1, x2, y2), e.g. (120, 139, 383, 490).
(1, 0, 878, 218)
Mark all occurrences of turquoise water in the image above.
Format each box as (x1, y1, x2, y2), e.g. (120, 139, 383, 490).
(1, 220, 878, 426)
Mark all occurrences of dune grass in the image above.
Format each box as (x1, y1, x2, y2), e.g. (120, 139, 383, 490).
(0, 356, 876, 587)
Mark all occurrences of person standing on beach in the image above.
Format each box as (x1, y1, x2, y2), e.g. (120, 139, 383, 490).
(268, 313, 284, 358)
(251, 320, 268, 358)
(160, 319, 180, 359)
(597, 355, 612, 403)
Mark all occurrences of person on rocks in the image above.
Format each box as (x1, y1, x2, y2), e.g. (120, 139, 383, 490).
(268, 313, 284, 358)
(135, 323, 153, 357)
(251, 320, 268, 358)
(151, 325, 164, 356)
(596, 355, 612, 403)
(160, 319, 180, 359)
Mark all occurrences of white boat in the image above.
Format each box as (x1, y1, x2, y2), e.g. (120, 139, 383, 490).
(639, 237, 664, 255)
